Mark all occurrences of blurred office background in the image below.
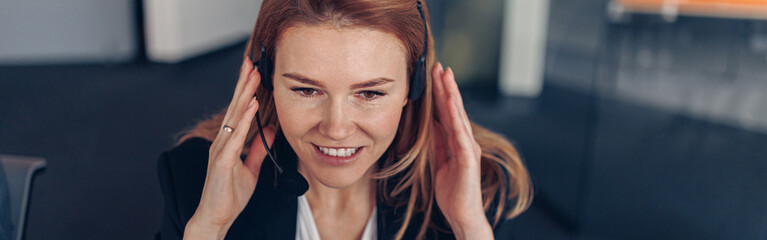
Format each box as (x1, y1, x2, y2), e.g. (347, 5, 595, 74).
(1, 0, 766, 239)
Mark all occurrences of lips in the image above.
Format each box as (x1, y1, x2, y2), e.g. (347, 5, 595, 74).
(312, 144, 363, 167)
(315, 145, 362, 157)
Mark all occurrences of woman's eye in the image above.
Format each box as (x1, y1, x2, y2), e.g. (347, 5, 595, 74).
(292, 88, 320, 97)
(358, 91, 385, 100)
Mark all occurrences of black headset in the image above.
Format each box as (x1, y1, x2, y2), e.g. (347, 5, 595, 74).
(251, 1, 429, 197)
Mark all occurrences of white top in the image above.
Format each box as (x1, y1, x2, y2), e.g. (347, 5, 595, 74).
(295, 195, 377, 240)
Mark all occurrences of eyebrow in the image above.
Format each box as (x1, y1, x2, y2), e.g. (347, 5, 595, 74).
(282, 73, 395, 89)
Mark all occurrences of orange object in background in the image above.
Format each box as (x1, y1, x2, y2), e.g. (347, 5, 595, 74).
(616, 0, 767, 19)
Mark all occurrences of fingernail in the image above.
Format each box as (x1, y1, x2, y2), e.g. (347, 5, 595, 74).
(437, 62, 444, 73)
(248, 97, 256, 107)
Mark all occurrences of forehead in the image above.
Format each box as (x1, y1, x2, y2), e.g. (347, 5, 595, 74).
(274, 24, 408, 82)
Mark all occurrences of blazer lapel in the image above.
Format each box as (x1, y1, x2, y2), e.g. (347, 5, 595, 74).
(237, 132, 300, 240)
(235, 157, 298, 240)
(377, 197, 396, 240)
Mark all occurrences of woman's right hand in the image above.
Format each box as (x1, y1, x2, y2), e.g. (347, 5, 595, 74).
(184, 57, 276, 240)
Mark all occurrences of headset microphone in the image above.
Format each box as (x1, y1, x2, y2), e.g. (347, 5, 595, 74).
(253, 110, 309, 196)
(248, 0, 429, 197)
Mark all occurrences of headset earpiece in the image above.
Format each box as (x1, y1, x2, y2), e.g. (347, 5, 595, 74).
(258, 45, 275, 91)
(408, 0, 428, 101)
(409, 55, 426, 100)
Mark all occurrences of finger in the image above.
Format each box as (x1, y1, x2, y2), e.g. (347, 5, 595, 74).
(444, 94, 460, 161)
(230, 57, 256, 110)
(214, 58, 255, 150)
(431, 62, 445, 117)
(229, 68, 262, 128)
(222, 58, 255, 125)
(430, 63, 455, 173)
(440, 71, 461, 146)
(215, 68, 260, 153)
(446, 92, 479, 166)
(432, 63, 452, 135)
(434, 64, 462, 161)
(219, 97, 259, 167)
(244, 124, 276, 176)
(430, 121, 448, 174)
(444, 67, 473, 137)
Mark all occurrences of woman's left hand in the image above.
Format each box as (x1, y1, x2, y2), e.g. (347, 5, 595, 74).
(430, 63, 493, 239)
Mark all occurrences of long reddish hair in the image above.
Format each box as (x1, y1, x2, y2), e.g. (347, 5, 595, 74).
(176, 0, 532, 239)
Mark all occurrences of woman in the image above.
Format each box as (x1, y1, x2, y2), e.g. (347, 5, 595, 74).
(156, 0, 532, 239)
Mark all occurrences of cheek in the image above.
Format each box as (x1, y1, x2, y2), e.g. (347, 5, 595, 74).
(361, 103, 404, 141)
(274, 92, 315, 137)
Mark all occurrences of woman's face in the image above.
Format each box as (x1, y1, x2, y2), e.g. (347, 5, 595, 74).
(272, 24, 409, 188)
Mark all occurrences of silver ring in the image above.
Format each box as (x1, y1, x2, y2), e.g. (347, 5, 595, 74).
(223, 125, 235, 133)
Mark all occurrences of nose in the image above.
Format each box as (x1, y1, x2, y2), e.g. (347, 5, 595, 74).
(318, 97, 356, 141)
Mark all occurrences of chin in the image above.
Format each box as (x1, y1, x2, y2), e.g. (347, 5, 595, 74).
(314, 174, 363, 189)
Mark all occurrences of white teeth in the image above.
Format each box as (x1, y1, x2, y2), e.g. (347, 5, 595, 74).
(317, 146, 360, 157)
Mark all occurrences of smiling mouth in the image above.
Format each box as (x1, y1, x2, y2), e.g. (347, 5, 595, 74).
(314, 145, 363, 158)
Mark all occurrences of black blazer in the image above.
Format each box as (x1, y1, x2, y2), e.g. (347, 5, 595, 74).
(154, 134, 513, 239)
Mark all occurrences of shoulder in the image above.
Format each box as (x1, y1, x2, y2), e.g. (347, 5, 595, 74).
(156, 137, 212, 224)
(163, 137, 212, 167)
(484, 158, 522, 237)
(158, 137, 212, 181)
(158, 137, 212, 193)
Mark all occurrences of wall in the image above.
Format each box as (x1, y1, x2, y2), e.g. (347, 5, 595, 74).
(0, 0, 136, 65)
(143, 0, 261, 63)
